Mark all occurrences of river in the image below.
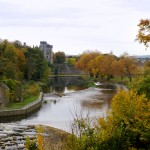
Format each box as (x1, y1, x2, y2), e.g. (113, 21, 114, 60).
(18, 76, 123, 132)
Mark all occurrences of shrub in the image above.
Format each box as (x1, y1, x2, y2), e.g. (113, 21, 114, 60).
(23, 82, 40, 99)
(26, 137, 38, 150)
(98, 90, 150, 149)
(68, 90, 150, 150)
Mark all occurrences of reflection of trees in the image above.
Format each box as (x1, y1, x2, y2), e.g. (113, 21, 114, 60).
(81, 88, 116, 110)
(44, 76, 84, 93)
(53, 77, 66, 93)
(81, 100, 104, 109)
(67, 85, 84, 91)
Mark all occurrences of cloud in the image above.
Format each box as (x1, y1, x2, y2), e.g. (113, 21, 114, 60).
(0, 0, 149, 56)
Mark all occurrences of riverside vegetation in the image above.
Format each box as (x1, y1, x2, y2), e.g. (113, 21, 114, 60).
(26, 55, 150, 149)
(0, 40, 49, 109)
(65, 19, 150, 150)
(64, 54, 150, 150)
(1, 19, 150, 149)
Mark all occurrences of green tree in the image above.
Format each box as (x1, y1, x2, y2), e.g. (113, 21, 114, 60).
(129, 61, 150, 99)
(53, 51, 66, 64)
(66, 57, 76, 65)
(24, 47, 49, 81)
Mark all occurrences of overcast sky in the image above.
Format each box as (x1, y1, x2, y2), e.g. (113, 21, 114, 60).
(0, 0, 149, 56)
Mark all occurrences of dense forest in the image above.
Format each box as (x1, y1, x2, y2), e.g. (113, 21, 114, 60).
(0, 40, 49, 103)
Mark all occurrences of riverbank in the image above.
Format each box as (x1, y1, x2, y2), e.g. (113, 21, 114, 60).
(0, 92, 43, 118)
(0, 123, 69, 150)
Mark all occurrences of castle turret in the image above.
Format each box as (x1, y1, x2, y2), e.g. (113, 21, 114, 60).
(40, 41, 53, 63)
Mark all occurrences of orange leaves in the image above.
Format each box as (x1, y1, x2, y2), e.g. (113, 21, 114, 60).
(75, 50, 101, 73)
(16, 48, 26, 71)
(75, 51, 116, 78)
(0, 40, 26, 80)
(75, 51, 139, 82)
(136, 19, 150, 48)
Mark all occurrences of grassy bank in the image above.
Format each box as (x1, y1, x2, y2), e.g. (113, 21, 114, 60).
(109, 77, 129, 85)
(7, 95, 39, 110)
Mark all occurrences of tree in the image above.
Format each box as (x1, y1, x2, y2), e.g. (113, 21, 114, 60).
(75, 51, 100, 76)
(118, 54, 138, 82)
(129, 61, 150, 99)
(111, 60, 125, 79)
(0, 40, 25, 80)
(136, 19, 150, 48)
(99, 54, 116, 80)
(66, 57, 76, 65)
(98, 90, 150, 149)
(24, 47, 49, 81)
(13, 40, 23, 48)
(53, 51, 66, 64)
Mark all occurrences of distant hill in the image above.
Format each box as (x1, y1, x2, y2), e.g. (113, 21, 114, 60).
(132, 55, 150, 59)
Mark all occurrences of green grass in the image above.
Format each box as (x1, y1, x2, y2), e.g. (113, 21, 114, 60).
(109, 77, 130, 85)
(7, 95, 39, 110)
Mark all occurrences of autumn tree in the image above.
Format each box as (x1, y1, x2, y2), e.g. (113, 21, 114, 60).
(53, 51, 66, 64)
(118, 54, 138, 82)
(75, 51, 101, 76)
(99, 54, 116, 80)
(111, 60, 125, 79)
(98, 90, 150, 149)
(136, 19, 150, 48)
(0, 40, 26, 80)
(87, 56, 101, 77)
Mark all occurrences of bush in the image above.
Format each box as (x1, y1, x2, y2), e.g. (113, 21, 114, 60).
(3, 79, 22, 102)
(82, 76, 95, 88)
(67, 114, 100, 150)
(23, 82, 40, 99)
(26, 137, 38, 150)
(67, 90, 150, 150)
(129, 75, 150, 99)
(98, 90, 150, 149)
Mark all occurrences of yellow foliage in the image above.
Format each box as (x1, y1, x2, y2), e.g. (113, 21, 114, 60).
(98, 90, 150, 148)
(27, 83, 40, 96)
(136, 19, 150, 48)
(36, 126, 44, 150)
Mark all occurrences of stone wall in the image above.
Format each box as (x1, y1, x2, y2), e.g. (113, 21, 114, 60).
(0, 83, 9, 108)
(52, 64, 83, 75)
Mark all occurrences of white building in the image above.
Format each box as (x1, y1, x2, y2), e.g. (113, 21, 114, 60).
(40, 41, 53, 63)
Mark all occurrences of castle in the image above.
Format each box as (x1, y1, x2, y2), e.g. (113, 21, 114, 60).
(39, 41, 53, 63)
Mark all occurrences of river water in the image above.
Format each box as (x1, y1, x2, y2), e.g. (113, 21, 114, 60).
(19, 76, 123, 132)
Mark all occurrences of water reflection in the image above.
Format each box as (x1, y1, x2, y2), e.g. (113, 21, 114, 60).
(1, 77, 122, 132)
(43, 76, 85, 93)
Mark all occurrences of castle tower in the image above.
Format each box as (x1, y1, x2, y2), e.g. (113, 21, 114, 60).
(40, 41, 53, 63)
